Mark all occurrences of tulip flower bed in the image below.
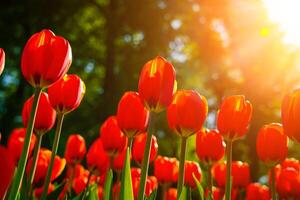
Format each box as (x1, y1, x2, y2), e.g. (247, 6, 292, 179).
(0, 29, 300, 200)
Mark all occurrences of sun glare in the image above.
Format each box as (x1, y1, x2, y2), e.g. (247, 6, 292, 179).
(264, 0, 300, 46)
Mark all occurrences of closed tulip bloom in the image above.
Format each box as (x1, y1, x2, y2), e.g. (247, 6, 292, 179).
(281, 89, 300, 143)
(132, 133, 158, 165)
(86, 138, 109, 176)
(22, 92, 56, 133)
(184, 161, 202, 188)
(132, 175, 157, 199)
(113, 148, 130, 171)
(34, 183, 55, 200)
(167, 90, 208, 137)
(64, 134, 86, 164)
(196, 129, 225, 163)
(256, 123, 288, 166)
(210, 187, 238, 200)
(217, 95, 252, 141)
(117, 92, 149, 137)
(21, 29, 72, 88)
(0, 146, 15, 200)
(0, 48, 5, 76)
(100, 116, 128, 156)
(165, 188, 177, 200)
(26, 148, 66, 186)
(232, 161, 250, 188)
(276, 167, 300, 198)
(7, 127, 37, 162)
(245, 183, 270, 200)
(212, 162, 226, 187)
(48, 74, 85, 114)
(138, 56, 176, 112)
(281, 158, 300, 171)
(154, 156, 179, 184)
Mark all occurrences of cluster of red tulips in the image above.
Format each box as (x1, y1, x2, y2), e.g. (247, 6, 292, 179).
(1, 29, 300, 200)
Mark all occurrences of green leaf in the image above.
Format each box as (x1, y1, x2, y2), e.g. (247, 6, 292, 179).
(104, 169, 113, 200)
(193, 173, 204, 200)
(87, 184, 98, 200)
(71, 192, 84, 200)
(178, 186, 188, 200)
(46, 182, 66, 200)
(120, 148, 134, 200)
(146, 189, 157, 200)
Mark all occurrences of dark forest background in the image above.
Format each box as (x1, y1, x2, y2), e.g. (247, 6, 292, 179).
(1, 0, 300, 182)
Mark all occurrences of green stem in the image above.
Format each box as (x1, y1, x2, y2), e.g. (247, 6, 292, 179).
(207, 164, 213, 196)
(271, 166, 277, 200)
(137, 112, 155, 200)
(40, 113, 65, 200)
(7, 87, 42, 200)
(128, 136, 133, 152)
(225, 139, 233, 200)
(161, 184, 168, 200)
(177, 136, 187, 199)
(28, 133, 43, 197)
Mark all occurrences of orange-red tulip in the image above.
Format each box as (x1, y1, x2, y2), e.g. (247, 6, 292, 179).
(113, 148, 131, 171)
(21, 29, 72, 88)
(138, 56, 176, 112)
(131, 169, 157, 199)
(167, 90, 208, 137)
(0, 48, 5, 75)
(245, 183, 270, 200)
(165, 188, 177, 200)
(256, 123, 288, 166)
(34, 183, 55, 200)
(212, 161, 250, 188)
(154, 156, 179, 184)
(281, 88, 300, 143)
(116, 92, 149, 137)
(184, 161, 201, 188)
(26, 148, 66, 186)
(100, 116, 128, 156)
(196, 129, 225, 164)
(132, 133, 158, 165)
(22, 92, 56, 133)
(217, 95, 252, 141)
(64, 134, 86, 165)
(86, 138, 109, 176)
(210, 187, 238, 200)
(276, 167, 300, 198)
(7, 127, 37, 162)
(48, 74, 85, 114)
(0, 146, 15, 200)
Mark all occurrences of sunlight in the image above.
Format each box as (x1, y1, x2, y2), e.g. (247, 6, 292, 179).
(264, 0, 300, 46)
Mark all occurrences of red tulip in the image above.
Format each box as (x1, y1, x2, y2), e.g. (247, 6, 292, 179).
(245, 183, 270, 200)
(98, 186, 104, 200)
(26, 148, 66, 186)
(196, 129, 225, 164)
(256, 123, 288, 166)
(21, 29, 72, 88)
(276, 167, 300, 198)
(0, 146, 15, 200)
(281, 158, 300, 171)
(212, 161, 250, 188)
(22, 92, 56, 133)
(132, 173, 157, 199)
(184, 161, 202, 188)
(113, 148, 131, 171)
(210, 187, 238, 200)
(154, 156, 179, 184)
(0, 48, 5, 75)
(48, 74, 85, 114)
(217, 95, 252, 141)
(132, 133, 158, 165)
(281, 88, 300, 143)
(100, 116, 128, 156)
(7, 127, 37, 162)
(86, 138, 109, 176)
(167, 90, 208, 137)
(116, 92, 149, 137)
(138, 56, 176, 112)
(64, 134, 86, 165)
(34, 183, 55, 200)
(165, 188, 177, 200)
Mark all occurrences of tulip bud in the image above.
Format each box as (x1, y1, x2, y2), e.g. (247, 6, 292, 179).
(132, 133, 158, 165)
(167, 90, 208, 137)
(7, 128, 37, 162)
(138, 56, 176, 113)
(0, 48, 5, 76)
(217, 95, 252, 141)
(154, 156, 179, 184)
(21, 29, 72, 88)
(64, 134, 86, 165)
(245, 183, 270, 200)
(100, 116, 128, 156)
(22, 92, 56, 134)
(48, 74, 85, 114)
(117, 92, 149, 138)
(184, 161, 202, 188)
